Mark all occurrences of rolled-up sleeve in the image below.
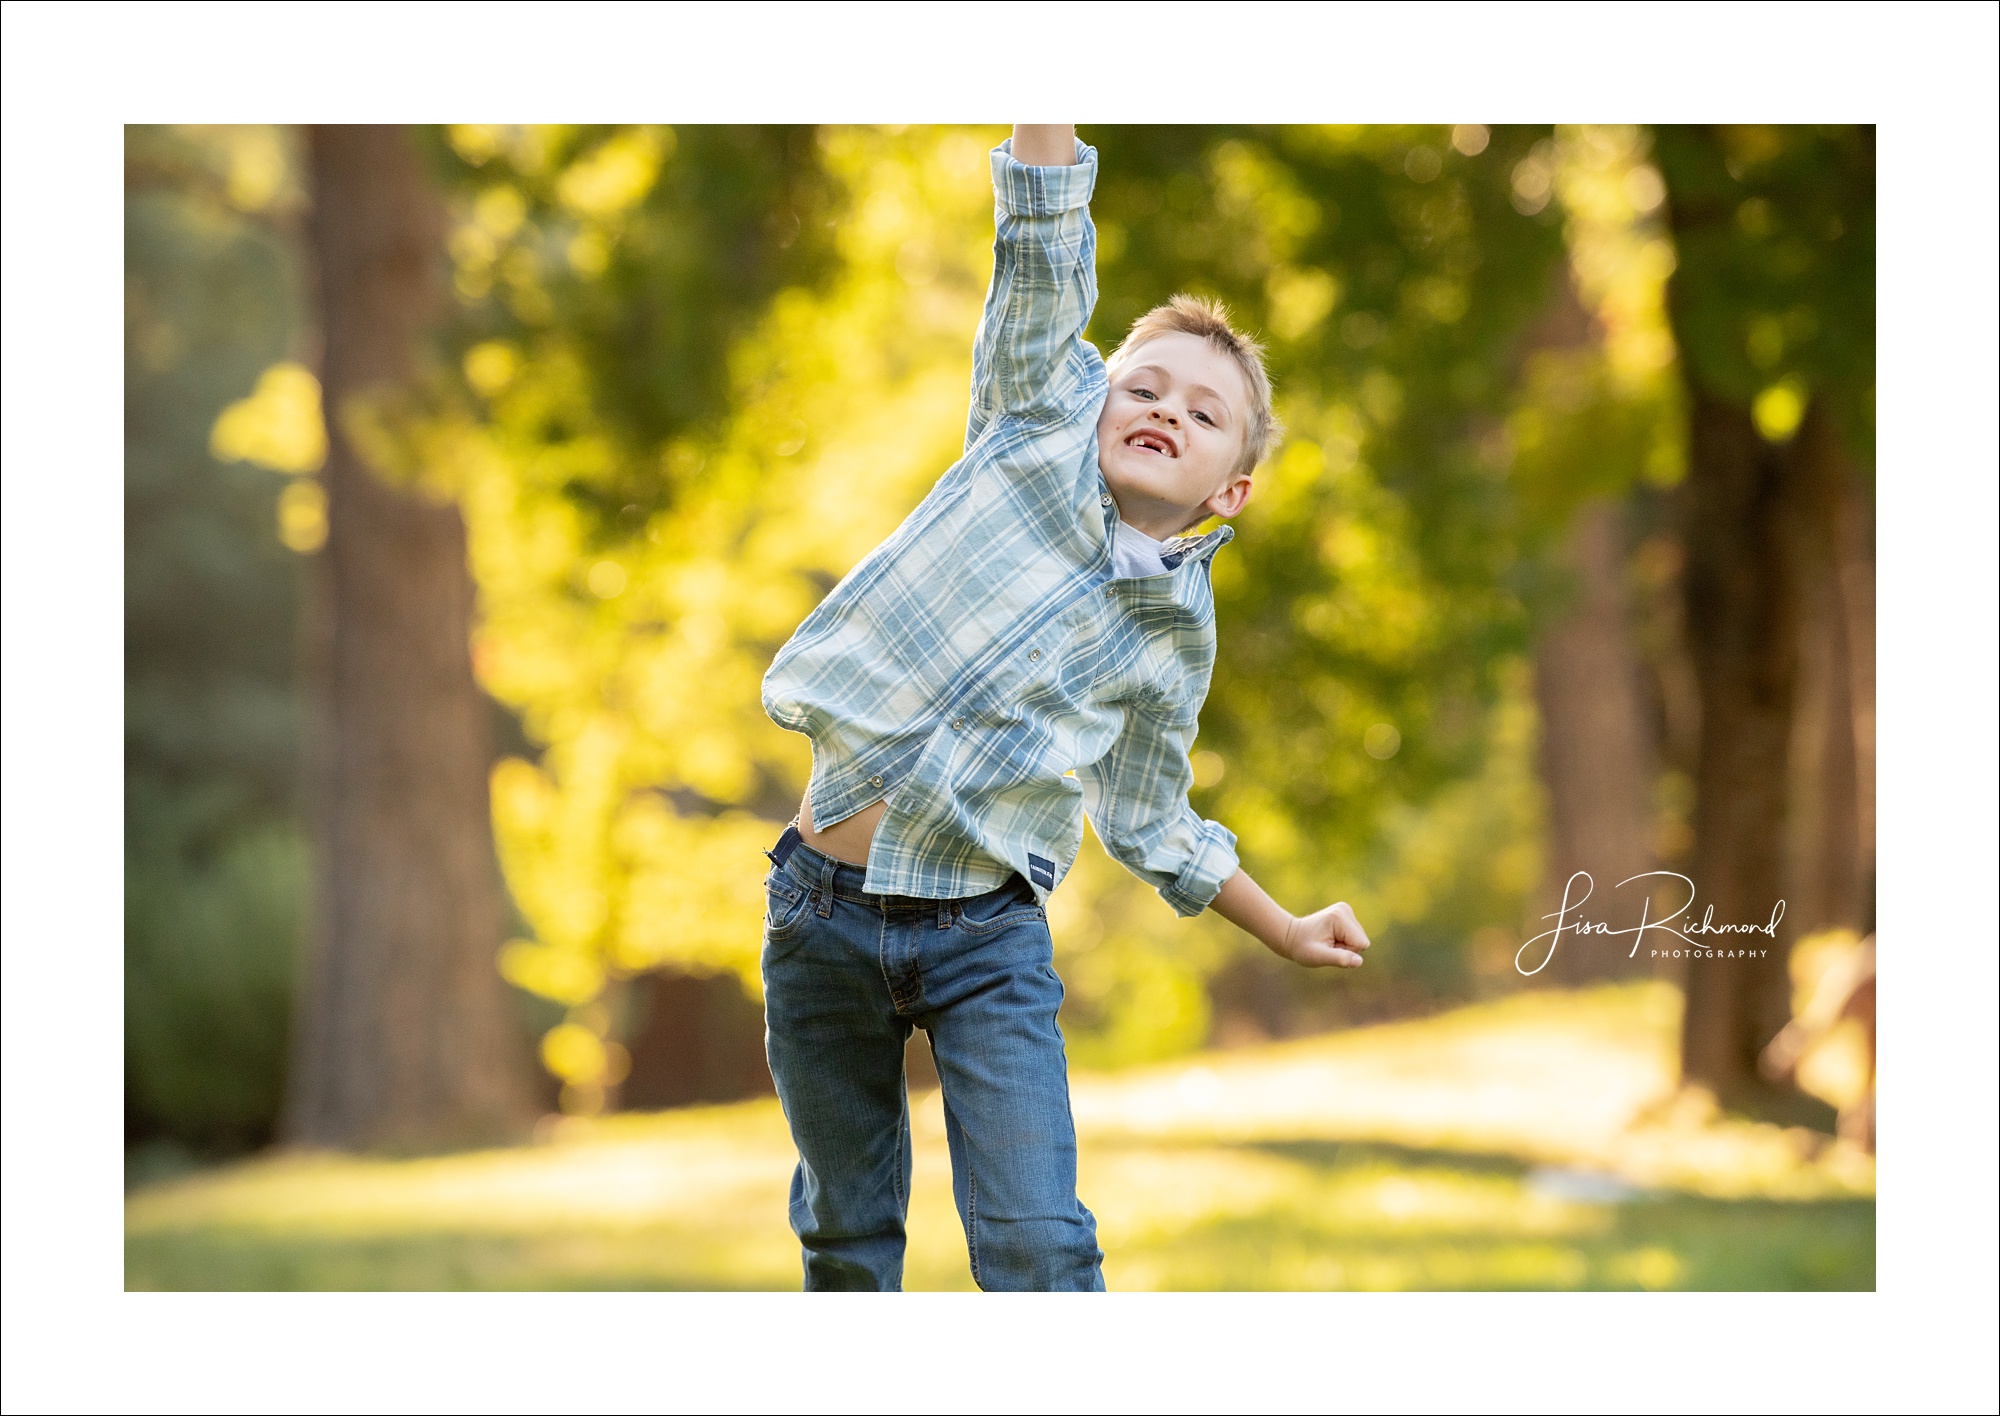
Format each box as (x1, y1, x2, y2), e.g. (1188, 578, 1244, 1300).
(1076, 693, 1240, 917)
(966, 139, 1101, 444)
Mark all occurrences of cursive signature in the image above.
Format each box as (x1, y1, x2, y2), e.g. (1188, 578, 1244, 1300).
(1515, 872, 1786, 977)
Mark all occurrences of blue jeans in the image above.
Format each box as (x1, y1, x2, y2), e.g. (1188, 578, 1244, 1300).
(760, 826, 1105, 1292)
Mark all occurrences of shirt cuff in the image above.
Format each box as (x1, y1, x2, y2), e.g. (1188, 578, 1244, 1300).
(1158, 817, 1241, 918)
(991, 138, 1098, 217)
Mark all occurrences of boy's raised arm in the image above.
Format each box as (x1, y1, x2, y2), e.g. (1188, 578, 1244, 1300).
(966, 123, 1100, 447)
(1009, 124, 1077, 166)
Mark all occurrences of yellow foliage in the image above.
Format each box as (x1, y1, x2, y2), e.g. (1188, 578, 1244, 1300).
(463, 128, 1006, 1066)
(275, 479, 326, 553)
(463, 340, 521, 397)
(499, 940, 603, 1007)
(1265, 265, 1339, 342)
(556, 127, 671, 218)
(540, 1022, 609, 1084)
(1753, 376, 1809, 442)
(209, 362, 326, 474)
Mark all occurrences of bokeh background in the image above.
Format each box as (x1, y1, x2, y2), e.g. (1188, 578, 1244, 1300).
(125, 123, 1876, 1290)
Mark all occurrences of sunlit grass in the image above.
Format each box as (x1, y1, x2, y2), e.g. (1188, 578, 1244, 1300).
(126, 983, 1873, 1291)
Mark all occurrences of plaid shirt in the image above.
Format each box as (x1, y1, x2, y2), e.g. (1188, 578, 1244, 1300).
(761, 139, 1239, 915)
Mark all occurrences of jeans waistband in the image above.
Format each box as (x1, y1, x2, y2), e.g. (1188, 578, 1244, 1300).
(765, 823, 1031, 912)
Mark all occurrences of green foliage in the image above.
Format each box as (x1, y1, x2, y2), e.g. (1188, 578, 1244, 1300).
(1651, 125, 1876, 454)
(435, 124, 838, 541)
(440, 127, 1020, 1103)
(1087, 125, 1569, 930)
(125, 796, 305, 1149)
(124, 126, 310, 1151)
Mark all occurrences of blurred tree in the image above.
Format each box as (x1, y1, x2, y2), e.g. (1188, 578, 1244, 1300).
(1090, 125, 1563, 872)
(285, 125, 537, 1148)
(124, 126, 312, 1156)
(434, 123, 843, 1110)
(1513, 126, 1688, 985)
(1652, 124, 1875, 1111)
(1085, 125, 1572, 1016)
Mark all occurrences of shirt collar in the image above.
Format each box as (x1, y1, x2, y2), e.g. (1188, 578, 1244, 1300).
(1160, 524, 1233, 570)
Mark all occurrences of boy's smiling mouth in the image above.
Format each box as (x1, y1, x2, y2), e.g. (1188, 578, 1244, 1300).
(1125, 429, 1178, 457)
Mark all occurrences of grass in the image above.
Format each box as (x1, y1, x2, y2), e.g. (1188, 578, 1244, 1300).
(126, 982, 1874, 1291)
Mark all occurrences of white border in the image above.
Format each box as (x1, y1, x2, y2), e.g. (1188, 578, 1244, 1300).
(4, 2, 1994, 1412)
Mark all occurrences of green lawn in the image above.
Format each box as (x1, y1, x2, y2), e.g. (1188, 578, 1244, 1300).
(126, 983, 1874, 1291)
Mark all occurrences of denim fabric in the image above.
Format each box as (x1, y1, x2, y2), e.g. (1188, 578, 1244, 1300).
(760, 138, 1239, 918)
(760, 826, 1105, 1292)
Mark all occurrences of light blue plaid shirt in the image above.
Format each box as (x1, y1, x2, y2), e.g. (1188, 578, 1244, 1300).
(761, 139, 1240, 915)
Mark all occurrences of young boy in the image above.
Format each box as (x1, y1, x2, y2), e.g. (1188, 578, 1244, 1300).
(759, 124, 1372, 1292)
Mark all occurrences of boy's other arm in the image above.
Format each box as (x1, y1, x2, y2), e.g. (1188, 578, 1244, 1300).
(1210, 867, 1372, 969)
(1011, 124, 1077, 167)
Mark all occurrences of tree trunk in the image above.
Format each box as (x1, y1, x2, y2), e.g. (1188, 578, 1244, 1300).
(1675, 386, 1836, 1108)
(1787, 477, 1863, 935)
(286, 125, 536, 1149)
(1836, 473, 1876, 932)
(1533, 498, 1658, 983)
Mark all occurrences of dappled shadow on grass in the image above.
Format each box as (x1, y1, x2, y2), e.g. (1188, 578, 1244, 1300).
(1245, 1138, 1536, 1177)
(125, 987, 1875, 1291)
(1095, 1135, 1874, 1292)
(124, 1129, 1874, 1293)
(124, 1228, 788, 1292)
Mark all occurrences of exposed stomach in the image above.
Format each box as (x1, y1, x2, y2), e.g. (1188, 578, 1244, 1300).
(798, 785, 886, 867)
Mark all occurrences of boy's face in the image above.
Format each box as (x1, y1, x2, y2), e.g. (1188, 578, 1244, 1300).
(1096, 332, 1255, 539)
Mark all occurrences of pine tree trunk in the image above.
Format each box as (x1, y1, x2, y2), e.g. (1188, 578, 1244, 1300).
(1836, 473, 1876, 932)
(1533, 498, 1658, 983)
(285, 125, 536, 1149)
(1674, 387, 1835, 1107)
(1788, 468, 1863, 935)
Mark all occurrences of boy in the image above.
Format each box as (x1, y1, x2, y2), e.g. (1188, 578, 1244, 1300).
(759, 124, 1372, 1292)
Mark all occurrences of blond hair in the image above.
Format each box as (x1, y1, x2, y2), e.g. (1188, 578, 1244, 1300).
(1106, 294, 1282, 477)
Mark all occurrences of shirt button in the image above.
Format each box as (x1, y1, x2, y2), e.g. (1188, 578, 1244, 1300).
(1029, 648, 1041, 661)
(952, 717, 966, 731)
(869, 774, 883, 787)
(1105, 585, 1117, 596)
(1100, 494, 1113, 507)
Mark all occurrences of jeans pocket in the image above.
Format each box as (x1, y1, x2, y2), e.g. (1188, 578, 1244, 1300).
(954, 878, 1046, 935)
(764, 873, 812, 940)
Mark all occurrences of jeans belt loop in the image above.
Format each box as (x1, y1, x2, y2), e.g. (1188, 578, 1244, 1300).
(937, 899, 952, 930)
(817, 852, 837, 918)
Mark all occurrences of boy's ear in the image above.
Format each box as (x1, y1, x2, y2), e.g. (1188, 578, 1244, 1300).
(1204, 470, 1254, 521)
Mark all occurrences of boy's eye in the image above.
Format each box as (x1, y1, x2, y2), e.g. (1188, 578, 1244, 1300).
(1194, 410, 1215, 426)
(1132, 387, 1156, 400)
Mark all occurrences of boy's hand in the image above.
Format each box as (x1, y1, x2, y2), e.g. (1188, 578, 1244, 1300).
(1280, 901, 1371, 970)
(1209, 867, 1371, 969)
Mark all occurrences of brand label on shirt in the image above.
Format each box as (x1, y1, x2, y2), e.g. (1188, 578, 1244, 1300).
(1027, 853, 1057, 889)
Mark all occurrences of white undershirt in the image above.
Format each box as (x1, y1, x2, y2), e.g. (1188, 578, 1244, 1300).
(1110, 520, 1169, 579)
